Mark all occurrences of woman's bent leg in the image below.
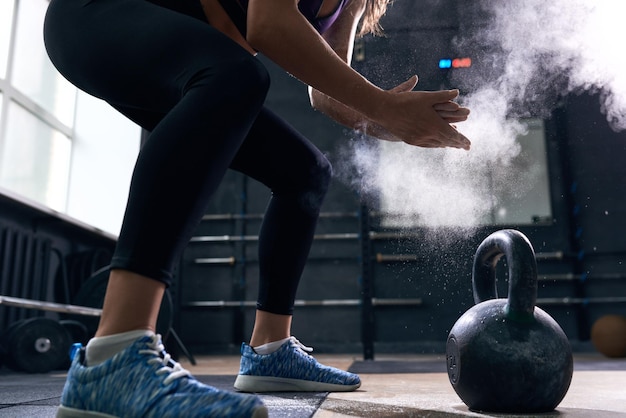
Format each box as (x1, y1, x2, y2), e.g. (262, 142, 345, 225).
(230, 110, 360, 393)
(45, 0, 269, 287)
(44, 1, 269, 415)
(230, 108, 332, 320)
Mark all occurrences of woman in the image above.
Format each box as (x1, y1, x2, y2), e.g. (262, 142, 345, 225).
(44, 0, 471, 417)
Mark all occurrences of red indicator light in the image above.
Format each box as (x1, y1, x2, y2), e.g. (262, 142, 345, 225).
(451, 57, 472, 68)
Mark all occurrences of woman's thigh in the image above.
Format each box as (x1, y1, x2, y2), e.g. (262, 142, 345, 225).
(44, 0, 252, 115)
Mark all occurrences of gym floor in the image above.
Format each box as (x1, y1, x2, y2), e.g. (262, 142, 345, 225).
(1, 352, 625, 417)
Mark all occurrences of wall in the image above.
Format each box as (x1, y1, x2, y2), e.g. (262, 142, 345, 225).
(173, 0, 626, 358)
(3, 1, 623, 359)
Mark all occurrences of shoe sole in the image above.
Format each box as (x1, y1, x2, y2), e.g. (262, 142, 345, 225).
(56, 404, 268, 418)
(234, 375, 361, 393)
(57, 406, 116, 417)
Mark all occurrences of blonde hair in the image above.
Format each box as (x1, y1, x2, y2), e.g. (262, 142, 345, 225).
(358, 0, 392, 37)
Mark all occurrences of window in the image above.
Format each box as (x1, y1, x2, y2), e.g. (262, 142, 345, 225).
(0, 0, 75, 211)
(1, 101, 71, 211)
(0, 0, 140, 235)
(0, 0, 14, 78)
(377, 118, 553, 228)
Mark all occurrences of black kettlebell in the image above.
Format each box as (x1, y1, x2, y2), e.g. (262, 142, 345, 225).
(446, 229, 573, 413)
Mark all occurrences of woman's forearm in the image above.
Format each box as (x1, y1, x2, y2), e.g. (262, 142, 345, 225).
(247, 0, 389, 123)
(309, 87, 402, 141)
(248, 0, 471, 149)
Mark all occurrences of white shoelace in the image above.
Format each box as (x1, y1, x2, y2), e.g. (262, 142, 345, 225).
(288, 336, 314, 356)
(139, 334, 191, 385)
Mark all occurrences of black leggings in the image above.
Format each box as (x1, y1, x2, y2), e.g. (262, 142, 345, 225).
(43, 0, 332, 315)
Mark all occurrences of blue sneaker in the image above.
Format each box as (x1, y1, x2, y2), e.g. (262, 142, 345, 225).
(56, 333, 267, 418)
(234, 336, 361, 392)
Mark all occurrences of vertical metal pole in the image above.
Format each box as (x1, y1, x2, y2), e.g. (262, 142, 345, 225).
(233, 174, 248, 345)
(359, 204, 375, 360)
(552, 106, 590, 340)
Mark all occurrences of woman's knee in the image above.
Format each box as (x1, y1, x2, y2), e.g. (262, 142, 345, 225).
(299, 153, 333, 215)
(232, 55, 270, 103)
(314, 153, 333, 193)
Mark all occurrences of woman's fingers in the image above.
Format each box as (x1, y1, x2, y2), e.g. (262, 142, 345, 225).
(437, 113, 469, 123)
(430, 93, 470, 123)
(449, 130, 471, 150)
(433, 120, 471, 150)
(433, 101, 460, 111)
(433, 100, 469, 124)
(404, 126, 471, 150)
(389, 75, 419, 93)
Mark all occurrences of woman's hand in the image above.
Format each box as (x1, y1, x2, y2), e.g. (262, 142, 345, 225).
(310, 75, 471, 148)
(376, 88, 471, 150)
(374, 76, 471, 149)
(390, 75, 470, 125)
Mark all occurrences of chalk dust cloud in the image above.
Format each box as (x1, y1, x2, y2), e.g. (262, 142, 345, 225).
(338, 1, 626, 234)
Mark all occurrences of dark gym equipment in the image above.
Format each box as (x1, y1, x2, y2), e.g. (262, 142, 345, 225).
(59, 319, 90, 346)
(1, 265, 195, 372)
(446, 229, 573, 413)
(2, 317, 72, 373)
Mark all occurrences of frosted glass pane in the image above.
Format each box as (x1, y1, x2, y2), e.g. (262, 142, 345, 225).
(0, 0, 14, 78)
(0, 101, 71, 212)
(377, 118, 552, 228)
(493, 119, 553, 225)
(12, 0, 76, 126)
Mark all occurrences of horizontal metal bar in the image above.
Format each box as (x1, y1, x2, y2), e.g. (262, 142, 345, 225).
(201, 211, 359, 221)
(538, 296, 626, 305)
(315, 233, 360, 240)
(190, 233, 360, 243)
(538, 273, 626, 281)
(375, 253, 419, 263)
(194, 230, 554, 244)
(190, 230, 447, 243)
(191, 254, 582, 267)
(535, 251, 565, 261)
(185, 297, 423, 308)
(373, 298, 423, 306)
(192, 230, 507, 242)
(0, 295, 102, 317)
(297, 299, 360, 306)
(193, 255, 364, 265)
(202, 214, 263, 221)
(538, 273, 578, 281)
(190, 235, 257, 243)
(194, 257, 236, 265)
(368, 231, 417, 240)
(187, 300, 256, 308)
(375, 252, 560, 263)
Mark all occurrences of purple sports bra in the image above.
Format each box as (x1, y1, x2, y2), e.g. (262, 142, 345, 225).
(218, 0, 349, 36)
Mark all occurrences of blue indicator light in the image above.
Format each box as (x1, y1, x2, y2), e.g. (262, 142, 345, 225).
(439, 59, 452, 69)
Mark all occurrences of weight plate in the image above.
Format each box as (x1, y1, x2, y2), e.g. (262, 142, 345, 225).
(58, 319, 90, 369)
(59, 319, 90, 345)
(7, 317, 72, 373)
(1, 319, 29, 371)
(69, 266, 110, 336)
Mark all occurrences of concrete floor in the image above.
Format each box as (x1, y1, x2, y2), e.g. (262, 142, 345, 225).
(1, 353, 625, 417)
(315, 354, 626, 418)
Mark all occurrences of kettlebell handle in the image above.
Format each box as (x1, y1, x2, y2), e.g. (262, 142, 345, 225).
(472, 229, 538, 319)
